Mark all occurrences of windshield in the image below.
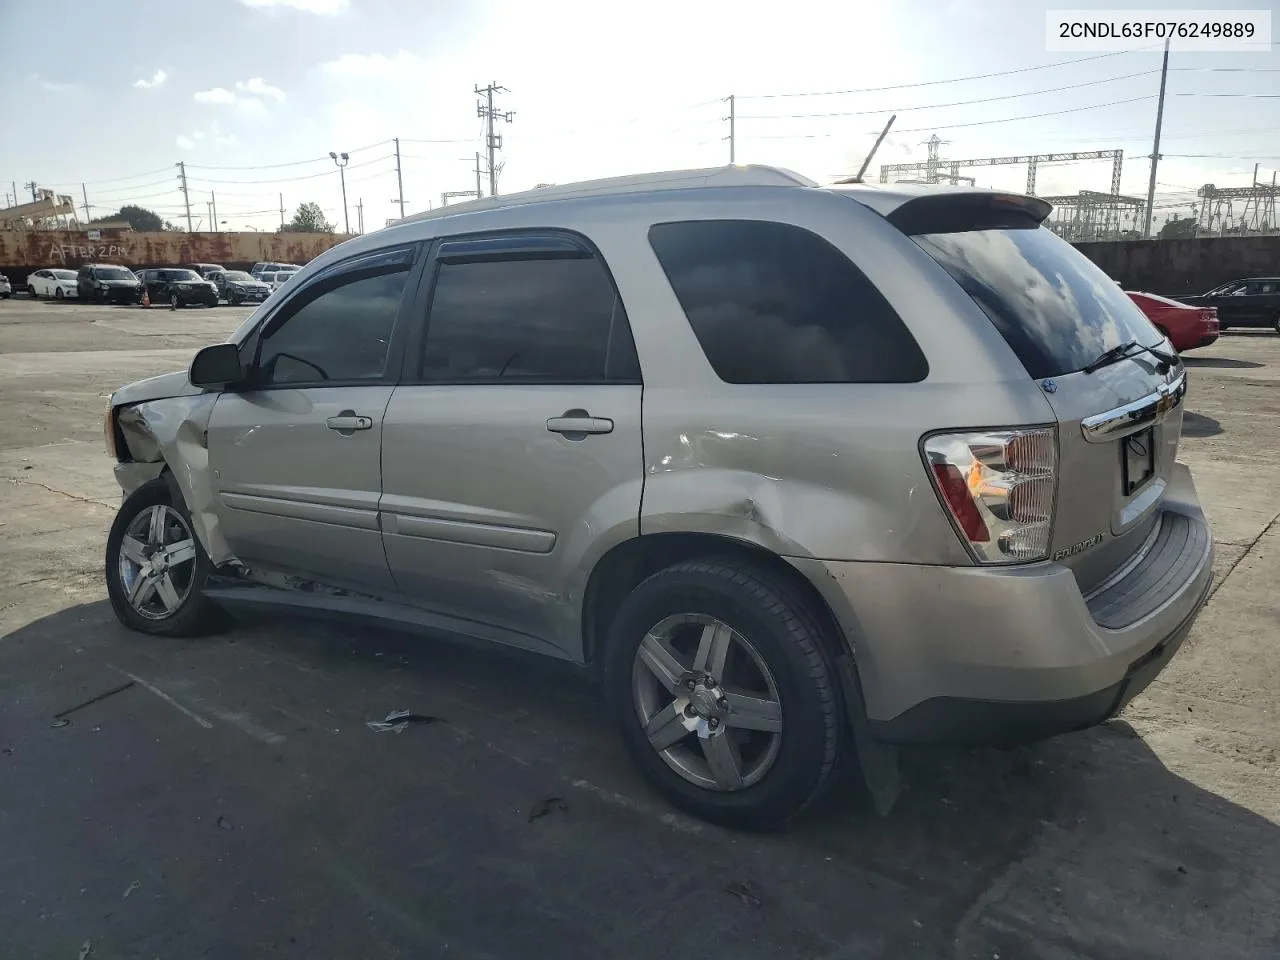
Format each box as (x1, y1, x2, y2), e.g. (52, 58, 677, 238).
(223, 271, 253, 281)
(912, 225, 1160, 379)
(159, 269, 201, 281)
(97, 267, 135, 280)
(53, 270, 77, 280)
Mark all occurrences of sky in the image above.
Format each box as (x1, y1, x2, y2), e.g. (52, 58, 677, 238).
(1, 0, 1277, 234)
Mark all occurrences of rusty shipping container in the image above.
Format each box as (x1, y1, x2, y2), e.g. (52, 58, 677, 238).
(0, 228, 350, 285)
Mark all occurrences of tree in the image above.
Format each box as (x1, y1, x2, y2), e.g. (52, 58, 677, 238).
(1159, 217, 1198, 240)
(283, 202, 333, 233)
(93, 204, 165, 232)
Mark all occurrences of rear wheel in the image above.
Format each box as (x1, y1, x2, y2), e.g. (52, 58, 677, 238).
(105, 477, 226, 637)
(604, 557, 846, 830)
(55, 287, 64, 300)
(170, 293, 180, 310)
(1273, 315, 1280, 334)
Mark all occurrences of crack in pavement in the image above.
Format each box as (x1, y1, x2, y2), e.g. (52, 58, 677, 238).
(1209, 509, 1280, 602)
(3, 477, 115, 509)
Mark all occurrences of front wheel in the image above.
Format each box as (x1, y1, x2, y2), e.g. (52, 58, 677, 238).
(105, 477, 226, 637)
(1273, 315, 1280, 334)
(29, 286, 39, 300)
(604, 558, 846, 830)
(55, 287, 64, 300)
(170, 293, 180, 309)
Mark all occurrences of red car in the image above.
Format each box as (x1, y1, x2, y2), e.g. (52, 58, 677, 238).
(1126, 291, 1219, 353)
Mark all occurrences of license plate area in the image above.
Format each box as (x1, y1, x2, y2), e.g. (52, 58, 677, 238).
(1122, 428, 1156, 496)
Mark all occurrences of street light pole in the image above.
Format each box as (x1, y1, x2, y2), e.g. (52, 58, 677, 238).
(329, 150, 350, 235)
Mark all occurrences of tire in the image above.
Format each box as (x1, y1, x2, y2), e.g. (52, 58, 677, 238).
(55, 287, 64, 300)
(29, 286, 39, 300)
(1273, 315, 1280, 335)
(105, 476, 227, 637)
(230, 294, 242, 306)
(603, 557, 846, 830)
(170, 293, 180, 310)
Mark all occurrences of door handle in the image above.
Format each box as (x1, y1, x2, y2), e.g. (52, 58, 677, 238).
(326, 411, 373, 434)
(547, 411, 614, 439)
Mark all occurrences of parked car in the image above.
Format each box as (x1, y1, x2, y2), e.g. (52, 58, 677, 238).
(28, 268, 80, 300)
(1126, 291, 1219, 352)
(101, 168, 1212, 829)
(250, 261, 301, 278)
(1174, 277, 1280, 332)
(137, 268, 219, 308)
(259, 270, 298, 291)
(186, 263, 227, 284)
(0, 273, 11, 299)
(77, 264, 142, 304)
(214, 270, 273, 305)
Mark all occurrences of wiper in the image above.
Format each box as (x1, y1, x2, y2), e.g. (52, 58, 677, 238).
(1083, 339, 1176, 375)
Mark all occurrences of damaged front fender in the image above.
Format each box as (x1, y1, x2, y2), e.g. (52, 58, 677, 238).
(115, 394, 234, 566)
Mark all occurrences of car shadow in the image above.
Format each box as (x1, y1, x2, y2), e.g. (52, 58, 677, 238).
(1182, 412, 1225, 438)
(1183, 356, 1264, 370)
(3, 602, 1280, 959)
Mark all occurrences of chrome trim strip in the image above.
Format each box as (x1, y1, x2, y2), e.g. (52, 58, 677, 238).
(1080, 371, 1186, 444)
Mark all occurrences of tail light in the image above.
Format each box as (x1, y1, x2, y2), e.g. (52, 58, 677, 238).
(923, 427, 1057, 564)
(1201, 308, 1218, 330)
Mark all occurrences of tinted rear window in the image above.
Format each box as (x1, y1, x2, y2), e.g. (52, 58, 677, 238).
(912, 225, 1160, 379)
(648, 219, 927, 384)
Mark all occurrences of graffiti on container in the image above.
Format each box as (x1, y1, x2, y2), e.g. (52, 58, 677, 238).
(48, 243, 132, 264)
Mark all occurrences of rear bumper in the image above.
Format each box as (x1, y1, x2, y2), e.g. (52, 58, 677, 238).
(790, 461, 1213, 746)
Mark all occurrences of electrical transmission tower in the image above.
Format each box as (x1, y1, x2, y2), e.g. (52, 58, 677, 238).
(475, 82, 514, 197)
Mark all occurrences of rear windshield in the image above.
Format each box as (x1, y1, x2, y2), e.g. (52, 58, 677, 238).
(158, 269, 201, 281)
(96, 267, 135, 280)
(912, 225, 1160, 379)
(223, 271, 253, 281)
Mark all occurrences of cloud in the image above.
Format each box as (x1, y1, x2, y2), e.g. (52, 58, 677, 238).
(235, 77, 285, 102)
(321, 51, 427, 80)
(176, 135, 196, 150)
(30, 73, 80, 93)
(194, 87, 236, 104)
(240, 0, 348, 13)
(194, 79, 284, 115)
(134, 69, 167, 90)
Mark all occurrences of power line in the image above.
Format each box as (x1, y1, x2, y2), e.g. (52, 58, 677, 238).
(738, 70, 1160, 120)
(886, 96, 1156, 136)
(185, 154, 395, 185)
(736, 46, 1166, 100)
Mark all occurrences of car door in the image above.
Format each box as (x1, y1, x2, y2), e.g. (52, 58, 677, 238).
(205, 244, 421, 595)
(31, 270, 48, 296)
(380, 231, 645, 659)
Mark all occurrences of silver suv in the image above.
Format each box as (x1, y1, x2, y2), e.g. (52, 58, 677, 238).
(102, 166, 1213, 828)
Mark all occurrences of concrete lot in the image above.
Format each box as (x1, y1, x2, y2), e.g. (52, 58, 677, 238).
(2, 297, 1279, 959)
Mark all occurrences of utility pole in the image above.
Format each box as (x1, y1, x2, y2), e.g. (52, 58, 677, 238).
(80, 183, 93, 223)
(726, 95, 735, 164)
(175, 162, 193, 232)
(10, 182, 17, 206)
(330, 151, 350, 234)
(1143, 38, 1171, 240)
(393, 137, 406, 219)
(474, 152, 483, 199)
(206, 200, 213, 230)
(357, 198, 364, 234)
(24, 181, 39, 202)
(475, 82, 514, 197)
(211, 191, 218, 231)
(279, 192, 285, 231)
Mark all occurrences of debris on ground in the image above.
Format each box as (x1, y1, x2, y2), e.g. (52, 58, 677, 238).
(78, 940, 92, 960)
(216, 815, 233, 831)
(527, 796, 568, 822)
(365, 709, 444, 734)
(122, 880, 140, 899)
(725, 879, 762, 906)
(51, 681, 136, 728)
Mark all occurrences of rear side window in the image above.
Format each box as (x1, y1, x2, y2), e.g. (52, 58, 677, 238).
(647, 219, 927, 384)
(419, 253, 640, 383)
(912, 225, 1160, 380)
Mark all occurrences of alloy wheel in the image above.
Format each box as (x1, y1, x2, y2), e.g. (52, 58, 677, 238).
(117, 505, 197, 620)
(631, 613, 784, 792)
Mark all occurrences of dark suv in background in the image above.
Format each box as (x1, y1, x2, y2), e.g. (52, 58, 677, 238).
(77, 264, 142, 304)
(186, 263, 227, 285)
(1176, 277, 1280, 332)
(137, 268, 219, 308)
(213, 269, 273, 305)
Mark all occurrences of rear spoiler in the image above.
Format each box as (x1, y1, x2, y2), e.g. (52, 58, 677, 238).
(885, 193, 1053, 236)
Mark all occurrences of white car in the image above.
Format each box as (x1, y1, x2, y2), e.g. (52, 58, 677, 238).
(0, 273, 11, 298)
(28, 268, 79, 300)
(261, 270, 298, 291)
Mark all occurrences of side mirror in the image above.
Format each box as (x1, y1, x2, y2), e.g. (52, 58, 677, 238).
(190, 343, 245, 389)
